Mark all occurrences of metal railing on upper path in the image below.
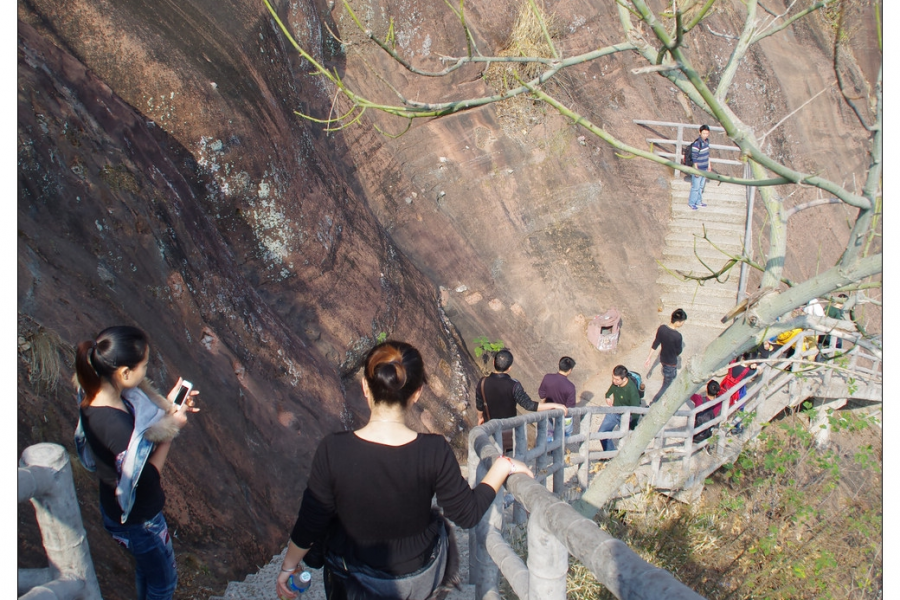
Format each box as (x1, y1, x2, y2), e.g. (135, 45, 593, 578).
(633, 120, 743, 173)
(467, 330, 881, 599)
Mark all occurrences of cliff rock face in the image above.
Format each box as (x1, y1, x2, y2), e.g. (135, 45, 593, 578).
(17, 10, 471, 597)
(17, 0, 878, 596)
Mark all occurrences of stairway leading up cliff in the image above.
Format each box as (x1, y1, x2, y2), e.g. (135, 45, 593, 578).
(656, 178, 748, 332)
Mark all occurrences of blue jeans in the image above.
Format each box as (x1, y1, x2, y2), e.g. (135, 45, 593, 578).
(651, 364, 678, 404)
(101, 508, 178, 600)
(598, 413, 621, 452)
(547, 417, 574, 442)
(688, 174, 707, 207)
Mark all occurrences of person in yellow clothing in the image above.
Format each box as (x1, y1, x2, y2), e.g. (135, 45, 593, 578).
(772, 328, 815, 368)
(774, 329, 803, 348)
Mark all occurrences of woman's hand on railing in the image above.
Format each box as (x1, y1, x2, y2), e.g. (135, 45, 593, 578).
(502, 456, 534, 478)
(482, 456, 534, 492)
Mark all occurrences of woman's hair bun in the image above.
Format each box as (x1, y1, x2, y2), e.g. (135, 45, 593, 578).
(373, 360, 407, 392)
(363, 341, 427, 408)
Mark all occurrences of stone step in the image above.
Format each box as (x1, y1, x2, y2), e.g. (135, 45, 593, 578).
(670, 205, 746, 224)
(668, 220, 745, 237)
(658, 294, 737, 319)
(672, 192, 747, 216)
(657, 281, 737, 300)
(662, 242, 741, 262)
(671, 179, 748, 198)
(671, 184, 747, 198)
(664, 231, 745, 252)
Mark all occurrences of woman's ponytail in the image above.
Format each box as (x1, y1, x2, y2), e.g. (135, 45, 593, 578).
(75, 326, 149, 408)
(75, 340, 102, 407)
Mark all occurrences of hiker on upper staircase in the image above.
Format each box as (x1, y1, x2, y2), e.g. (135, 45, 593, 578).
(687, 124, 711, 210)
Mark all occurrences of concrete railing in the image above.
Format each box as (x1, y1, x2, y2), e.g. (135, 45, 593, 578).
(466, 331, 881, 599)
(18, 444, 102, 600)
(468, 418, 706, 600)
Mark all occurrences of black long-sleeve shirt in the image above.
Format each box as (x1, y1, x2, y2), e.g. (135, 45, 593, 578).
(651, 325, 684, 366)
(290, 431, 495, 575)
(475, 372, 538, 419)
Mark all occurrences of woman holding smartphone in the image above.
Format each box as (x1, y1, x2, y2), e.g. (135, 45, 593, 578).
(276, 340, 532, 600)
(73, 325, 198, 600)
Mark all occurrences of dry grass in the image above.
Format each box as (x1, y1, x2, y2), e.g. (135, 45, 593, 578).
(582, 410, 883, 599)
(483, 1, 561, 141)
(500, 410, 881, 599)
(18, 314, 71, 393)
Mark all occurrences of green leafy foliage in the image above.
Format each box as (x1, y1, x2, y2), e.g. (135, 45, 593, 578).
(584, 407, 881, 599)
(472, 336, 505, 358)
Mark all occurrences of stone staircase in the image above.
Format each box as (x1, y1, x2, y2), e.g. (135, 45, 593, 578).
(657, 178, 748, 332)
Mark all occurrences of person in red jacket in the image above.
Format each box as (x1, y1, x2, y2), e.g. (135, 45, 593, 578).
(714, 354, 758, 418)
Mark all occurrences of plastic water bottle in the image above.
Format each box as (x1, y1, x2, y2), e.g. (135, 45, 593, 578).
(287, 570, 312, 594)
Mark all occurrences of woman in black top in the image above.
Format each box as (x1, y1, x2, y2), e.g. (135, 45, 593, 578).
(74, 326, 198, 600)
(276, 341, 532, 600)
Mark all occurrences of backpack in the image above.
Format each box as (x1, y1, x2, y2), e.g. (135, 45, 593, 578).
(682, 140, 695, 167)
(626, 370, 645, 399)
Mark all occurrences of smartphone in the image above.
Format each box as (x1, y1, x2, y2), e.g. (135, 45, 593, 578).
(174, 380, 193, 409)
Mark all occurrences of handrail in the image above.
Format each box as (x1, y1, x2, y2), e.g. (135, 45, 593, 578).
(469, 421, 707, 600)
(466, 330, 881, 598)
(634, 119, 743, 173)
(18, 444, 102, 600)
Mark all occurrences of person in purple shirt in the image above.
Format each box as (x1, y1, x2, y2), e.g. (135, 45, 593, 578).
(539, 356, 576, 439)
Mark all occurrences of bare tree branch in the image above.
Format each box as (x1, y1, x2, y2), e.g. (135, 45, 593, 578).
(753, 0, 800, 39)
(759, 84, 834, 145)
(832, 0, 874, 131)
(784, 197, 843, 219)
(705, 24, 739, 40)
(751, 0, 838, 44)
(681, 0, 717, 33)
(526, 0, 559, 60)
(715, 0, 759, 100)
(523, 83, 790, 187)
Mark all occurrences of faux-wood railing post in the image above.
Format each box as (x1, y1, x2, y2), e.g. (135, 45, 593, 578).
(527, 512, 567, 600)
(469, 428, 503, 599)
(468, 433, 487, 585)
(474, 498, 504, 600)
(513, 424, 528, 524)
(577, 413, 591, 489)
(551, 417, 564, 494)
(650, 431, 663, 484)
(18, 443, 102, 600)
(684, 409, 696, 474)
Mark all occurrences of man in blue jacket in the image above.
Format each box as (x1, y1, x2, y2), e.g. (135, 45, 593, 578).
(688, 124, 711, 210)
